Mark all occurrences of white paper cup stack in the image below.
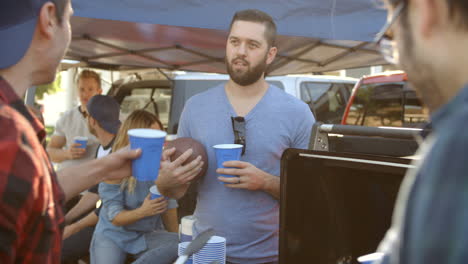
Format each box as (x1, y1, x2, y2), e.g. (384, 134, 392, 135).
(178, 242, 193, 264)
(193, 236, 226, 264)
(179, 215, 196, 242)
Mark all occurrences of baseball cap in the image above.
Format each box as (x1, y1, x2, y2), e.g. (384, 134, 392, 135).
(87, 95, 122, 134)
(0, 0, 51, 69)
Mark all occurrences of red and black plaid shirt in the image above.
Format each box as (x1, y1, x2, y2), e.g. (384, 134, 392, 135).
(0, 77, 65, 263)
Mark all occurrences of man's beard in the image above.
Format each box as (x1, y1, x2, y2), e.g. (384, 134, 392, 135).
(226, 54, 268, 86)
(398, 18, 443, 111)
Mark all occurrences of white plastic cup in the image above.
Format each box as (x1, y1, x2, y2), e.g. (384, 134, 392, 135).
(128, 129, 167, 181)
(357, 252, 385, 264)
(149, 185, 163, 200)
(179, 215, 196, 242)
(178, 242, 193, 264)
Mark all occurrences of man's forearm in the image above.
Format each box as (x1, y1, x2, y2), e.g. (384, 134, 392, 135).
(158, 183, 190, 200)
(112, 208, 147, 226)
(262, 174, 280, 200)
(47, 147, 70, 163)
(162, 208, 179, 233)
(58, 148, 139, 203)
(57, 159, 103, 202)
(65, 192, 100, 224)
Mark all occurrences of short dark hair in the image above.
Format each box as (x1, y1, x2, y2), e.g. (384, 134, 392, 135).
(387, 0, 468, 29)
(78, 69, 102, 89)
(228, 9, 277, 47)
(50, 0, 69, 24)
(446, 0, 468, 29)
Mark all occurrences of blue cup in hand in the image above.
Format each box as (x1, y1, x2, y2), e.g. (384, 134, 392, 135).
(128, 129, 166, 182)
(74, 136, 88, 149)
(213, 144, 243, 183)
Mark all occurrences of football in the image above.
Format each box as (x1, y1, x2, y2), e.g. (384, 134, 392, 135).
(165, 137, 208, 179)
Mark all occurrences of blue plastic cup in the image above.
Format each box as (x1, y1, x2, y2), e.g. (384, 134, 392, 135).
(357, 252, 384, 264)
(149, 185, 163, 200)
(73, 136, 88, 149)
(213, 144, 243, 183)
(128, 129, 167, 182)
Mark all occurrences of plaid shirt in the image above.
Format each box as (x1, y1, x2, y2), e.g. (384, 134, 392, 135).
(0, 77, 65, 263)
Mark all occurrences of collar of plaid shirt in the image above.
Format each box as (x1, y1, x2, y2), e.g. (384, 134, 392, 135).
(0, 76, 46, 141)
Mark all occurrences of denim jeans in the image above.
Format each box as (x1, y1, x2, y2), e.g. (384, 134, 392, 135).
(90, 230, 178, 264)
(132, 231, 178, 264)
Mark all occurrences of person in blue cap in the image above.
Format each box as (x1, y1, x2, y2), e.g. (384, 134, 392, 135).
(61, 94, 122, 263)
(0, 1, 141, 263)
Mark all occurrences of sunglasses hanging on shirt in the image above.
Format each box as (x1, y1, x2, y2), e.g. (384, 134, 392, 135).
(231, 116, 246, 156)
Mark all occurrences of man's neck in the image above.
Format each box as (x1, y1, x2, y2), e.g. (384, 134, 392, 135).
(225, 78, 269, 116)
(98, 131, 116, 147)
(226, 78, 268, 97)
(0, 66, 33, 98)
(79, 104, 87, 114)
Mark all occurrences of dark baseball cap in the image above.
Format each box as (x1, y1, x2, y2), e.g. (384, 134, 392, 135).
(0, 0, 53, 69)
(87, 95, 122, 134)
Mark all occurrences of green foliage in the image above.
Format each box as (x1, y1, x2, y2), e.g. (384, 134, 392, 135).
(36, 74, 62, 99)
(45, 126, 55, 136)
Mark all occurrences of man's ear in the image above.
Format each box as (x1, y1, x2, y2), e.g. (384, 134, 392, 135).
(266, 46, 277, 66)
(415, 0, 441, 39)
(37, 2, 58, 40)
(88, 116, 96, 126)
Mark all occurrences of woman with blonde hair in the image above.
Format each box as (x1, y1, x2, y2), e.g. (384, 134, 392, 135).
(90, 110, 178, 264)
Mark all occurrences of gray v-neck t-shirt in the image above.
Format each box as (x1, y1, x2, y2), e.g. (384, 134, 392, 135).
(178, 84, 315, 263)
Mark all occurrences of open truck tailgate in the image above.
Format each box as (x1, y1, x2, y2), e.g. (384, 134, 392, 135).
(279, 149, 415, 264)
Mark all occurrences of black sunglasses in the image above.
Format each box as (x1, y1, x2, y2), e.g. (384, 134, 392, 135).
(231, 116, 246, 155)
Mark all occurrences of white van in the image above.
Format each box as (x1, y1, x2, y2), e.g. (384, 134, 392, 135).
(168, 73, 356, 133)
(107, 72, 356, 133)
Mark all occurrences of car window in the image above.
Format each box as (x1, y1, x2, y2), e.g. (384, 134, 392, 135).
(267, 81, 284, 91)
(300, 82, 331, 103)
(345, 82, 428, 127)
(120, 88, 172, 128)
(300, 82, 354, 123)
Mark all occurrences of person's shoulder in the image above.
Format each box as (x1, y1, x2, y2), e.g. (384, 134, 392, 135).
(56, 107, 79, 124)
(62, 107, 79, 117)
(185, 84, 225, 107)
(437, 106, 468, 143)
(0, 103, 33, 139)
(0, 104, 42, 177)
(269, 85, 309, 111)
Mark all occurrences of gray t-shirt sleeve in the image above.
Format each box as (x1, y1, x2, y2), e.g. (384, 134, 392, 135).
(177, 98, 192, 138)
(292, 105, 315, 149)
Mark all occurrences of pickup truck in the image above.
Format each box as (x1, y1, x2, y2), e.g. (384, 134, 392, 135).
(279, 71, 432, 263)
(342, 71, 429, 129)
(279, 122, 428, 264)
